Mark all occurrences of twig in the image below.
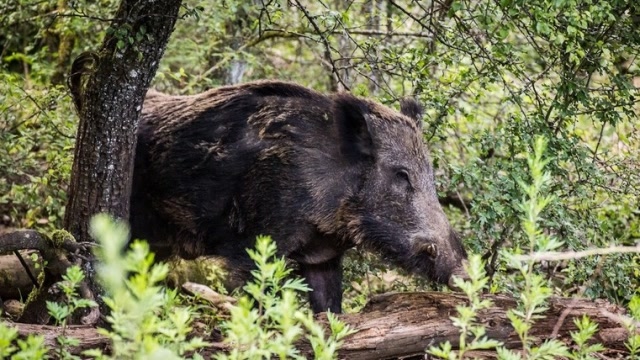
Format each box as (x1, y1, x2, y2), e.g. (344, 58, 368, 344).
(512, 244, 640, 262)
(551, 256, 606, 338)
(13, 250, 39, 287)
(602, 309, 640, 330)
(592, 121, 606, 162)
(291, 0, 350, 91)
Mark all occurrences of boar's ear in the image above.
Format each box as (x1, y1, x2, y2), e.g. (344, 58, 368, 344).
(400, 98, 424, 128)
(333, 94, 374, 162)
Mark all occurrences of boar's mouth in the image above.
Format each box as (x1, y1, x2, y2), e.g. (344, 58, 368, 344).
(407, 232, 469, 288)
(413, 252, 469, 290)
(447, 261, 470, 291)
(344, 215, 468, 288)
(356, 232, 443, 283)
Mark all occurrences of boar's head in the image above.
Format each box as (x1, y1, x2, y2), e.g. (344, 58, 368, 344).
(334, 94, 468, 288)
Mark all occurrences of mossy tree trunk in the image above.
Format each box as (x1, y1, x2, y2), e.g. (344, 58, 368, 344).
(64, 0, 183, 314)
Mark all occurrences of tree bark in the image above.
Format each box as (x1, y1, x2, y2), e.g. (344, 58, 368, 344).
(7, 292, 634, 359)
(65, 0, 182, 241)
(64, 0, 182, 315)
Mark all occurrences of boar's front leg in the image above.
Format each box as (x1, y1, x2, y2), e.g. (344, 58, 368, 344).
(299, 255, 343, 313)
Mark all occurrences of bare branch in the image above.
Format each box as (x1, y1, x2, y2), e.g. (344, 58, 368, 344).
(0, 230, 86, 255)
(513, 244, 640, 262)
(291, 0, 350, 91)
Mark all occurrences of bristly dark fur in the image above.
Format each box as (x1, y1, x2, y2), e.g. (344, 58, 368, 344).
(130, 80, 467, 314)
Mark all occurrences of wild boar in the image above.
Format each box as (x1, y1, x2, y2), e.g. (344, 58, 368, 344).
(129, 80, 468, 313)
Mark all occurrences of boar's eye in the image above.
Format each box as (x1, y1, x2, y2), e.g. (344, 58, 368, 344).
(395, 168, 412, 188)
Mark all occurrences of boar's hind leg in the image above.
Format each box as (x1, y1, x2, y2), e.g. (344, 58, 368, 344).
(300, 256, 343, 314)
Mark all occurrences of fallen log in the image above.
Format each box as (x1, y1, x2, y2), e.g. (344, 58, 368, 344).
(5, 292, 633, 359)
(0, 229, 100, 325)
(0, 250, 40, 300)
(8, 323, 110, 354)
(312, 292, 632, 359)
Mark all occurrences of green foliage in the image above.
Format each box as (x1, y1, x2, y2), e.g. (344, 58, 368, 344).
(0, 83, 75, 229)
(80, 216, 353, 359)
(0, 264, 100, 360)
(1, 265, 95, 360)
(0, 266, 97, 360)
(429, 138, 610, 359)
(0, 318, 47, 360)
(569, 316, 606, 360)
(625, 295, 640, 357)
(427, 255, 502, 359)
(217, 235, 355, 360)
(46, 265, 97, 360)
(500, 137, 570, 359)
(85, 214, 208, 359)
(0, 1, 119, 230)
(3, 216, 357, 358)
(429, 0, 640, 302)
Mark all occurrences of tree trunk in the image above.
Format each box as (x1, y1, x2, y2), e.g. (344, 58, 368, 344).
(65, 0, 182, 241)
(64, 0, 182, 314)
(7, 292, 633, 359)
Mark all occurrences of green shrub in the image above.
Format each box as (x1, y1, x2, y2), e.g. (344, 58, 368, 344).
(85, 214, 208, 359)
(429, 137, 612, 359)
(0, 318, 48, 360)
(46, 265, 97, 359)
(216, 235, 355, 360)
(86, 215, 353, 359)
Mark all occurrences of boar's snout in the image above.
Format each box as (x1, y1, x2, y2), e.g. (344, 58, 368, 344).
(447, 260, 470, 291)
(412, 229, 468, 289)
